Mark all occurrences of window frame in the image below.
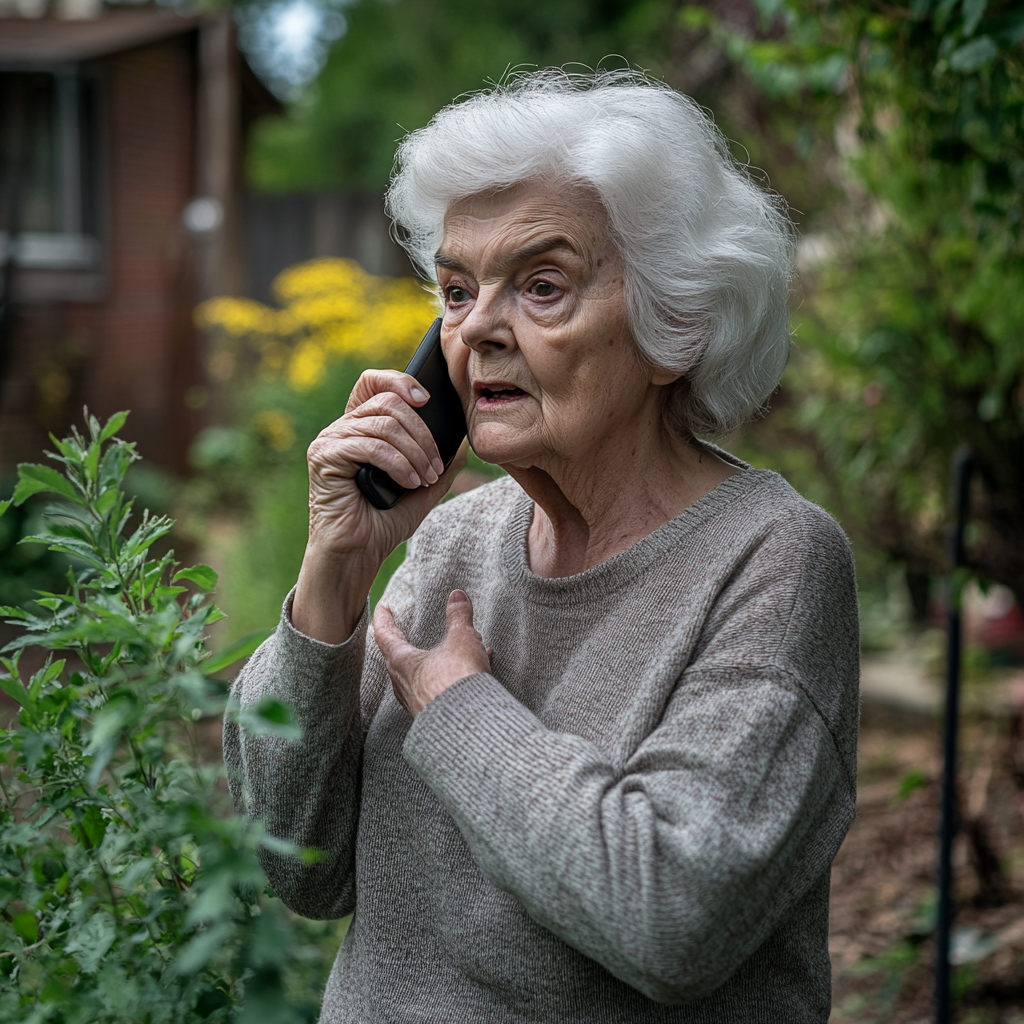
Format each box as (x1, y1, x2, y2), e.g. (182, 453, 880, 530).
(0, 60, 107, 303)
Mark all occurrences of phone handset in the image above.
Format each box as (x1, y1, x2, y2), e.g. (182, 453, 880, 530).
(355, 318, 468, 510)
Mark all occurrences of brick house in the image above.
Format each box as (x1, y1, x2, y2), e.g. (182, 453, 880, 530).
(0, 7, 277, 474)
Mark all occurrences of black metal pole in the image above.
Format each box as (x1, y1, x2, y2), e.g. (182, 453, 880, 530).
(935, 444, 973, 1024)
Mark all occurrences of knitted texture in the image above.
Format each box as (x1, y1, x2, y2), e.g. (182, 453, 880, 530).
(224, 465, 859, 1023)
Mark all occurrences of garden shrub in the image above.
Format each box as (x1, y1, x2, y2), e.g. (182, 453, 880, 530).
(0, 412, 343, 1023)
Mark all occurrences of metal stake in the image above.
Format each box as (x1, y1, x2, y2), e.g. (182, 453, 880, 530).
(935, 444, 973, 1024)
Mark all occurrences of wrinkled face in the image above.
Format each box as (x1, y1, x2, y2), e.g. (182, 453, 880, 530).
(437, 180, 665, 471)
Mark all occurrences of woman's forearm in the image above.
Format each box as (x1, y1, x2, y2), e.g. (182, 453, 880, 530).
(293, 544, 382, 644)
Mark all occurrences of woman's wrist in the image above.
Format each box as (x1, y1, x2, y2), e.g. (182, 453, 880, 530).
(292, 545, 383, 645)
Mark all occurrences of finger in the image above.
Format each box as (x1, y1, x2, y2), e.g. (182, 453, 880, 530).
(333, 391, 444, 480)
(348, 396, 444, 479)
(444, 590, 482, 642)
(346, 369, 430, 415)
(310, 433, 425, 490)
(341, 414, 441, 486)
(393, 444, 468, 519)
(372, 604, 423, 663)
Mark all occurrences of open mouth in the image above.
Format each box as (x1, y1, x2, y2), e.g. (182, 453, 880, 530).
(476, 384, 528, 405)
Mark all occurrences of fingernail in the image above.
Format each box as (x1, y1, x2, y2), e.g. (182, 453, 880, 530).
(410, 387, 428, 402)
(408, 472, 422, 487)
(425, 468, 439, 485)
(432, 457, 444, 476)
(449, 589, 467, 603)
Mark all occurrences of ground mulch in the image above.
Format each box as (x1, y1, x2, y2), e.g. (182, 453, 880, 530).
(829, 705, 1024, 1023)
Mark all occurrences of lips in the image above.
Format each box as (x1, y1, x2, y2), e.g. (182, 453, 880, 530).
(480, 385, 526, 400)
(474, 381, 529, 407)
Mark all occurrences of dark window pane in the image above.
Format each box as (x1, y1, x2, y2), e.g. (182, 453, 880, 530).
(0, 72, 58, 234)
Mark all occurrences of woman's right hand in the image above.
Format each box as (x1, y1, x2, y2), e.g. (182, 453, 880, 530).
(292, 369, 460, 643)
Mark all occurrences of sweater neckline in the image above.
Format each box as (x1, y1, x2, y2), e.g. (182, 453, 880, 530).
(500, 461, 776, 603)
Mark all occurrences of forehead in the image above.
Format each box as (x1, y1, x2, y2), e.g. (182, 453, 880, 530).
(439, 179, 611, 267)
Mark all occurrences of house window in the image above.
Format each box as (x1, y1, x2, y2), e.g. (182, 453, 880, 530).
(0, 67, 102, 282)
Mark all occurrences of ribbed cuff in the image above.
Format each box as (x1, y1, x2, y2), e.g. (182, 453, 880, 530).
(236, 588, 370, 712)
(280, 585, 369, 651)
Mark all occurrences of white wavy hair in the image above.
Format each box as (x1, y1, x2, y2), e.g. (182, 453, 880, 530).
(386, 69, 795, 437)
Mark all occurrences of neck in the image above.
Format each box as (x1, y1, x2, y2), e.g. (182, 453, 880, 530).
(501, 413, 738, 579)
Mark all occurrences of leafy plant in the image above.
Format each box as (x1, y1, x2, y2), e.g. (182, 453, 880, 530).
(0, 411, 343, 1023)
(701, 0, 1024, 604)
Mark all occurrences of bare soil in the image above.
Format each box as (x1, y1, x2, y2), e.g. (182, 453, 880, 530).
(829, 704, 1024, 1023)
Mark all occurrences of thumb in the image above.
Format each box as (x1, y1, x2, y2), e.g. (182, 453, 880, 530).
(444, 589, 475, 633)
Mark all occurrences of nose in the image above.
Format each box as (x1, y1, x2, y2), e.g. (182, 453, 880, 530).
(457, 285, 517, 355)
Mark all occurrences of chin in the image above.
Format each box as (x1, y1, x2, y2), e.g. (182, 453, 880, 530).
(467, 424, 534, 468)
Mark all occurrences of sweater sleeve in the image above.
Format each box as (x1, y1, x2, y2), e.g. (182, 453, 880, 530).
(222, 591, 376, 919)
(402, 513, 859, 1004)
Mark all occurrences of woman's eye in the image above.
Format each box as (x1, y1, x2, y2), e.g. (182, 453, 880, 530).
(530, 281, 557, 297)
(446, 286, 470, 303)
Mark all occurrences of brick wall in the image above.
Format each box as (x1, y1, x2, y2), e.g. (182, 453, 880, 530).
(92, 33, 200, 472)
(0, 32, 201, 478)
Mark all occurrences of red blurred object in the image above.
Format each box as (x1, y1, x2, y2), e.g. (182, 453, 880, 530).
(967, 587, 1024, 662)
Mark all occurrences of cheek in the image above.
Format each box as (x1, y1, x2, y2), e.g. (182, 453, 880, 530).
(441, 336, 472, 397)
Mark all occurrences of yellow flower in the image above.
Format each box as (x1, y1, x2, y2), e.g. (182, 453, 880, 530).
(195, 258, 439, 390)
(254, 410, 296, 452)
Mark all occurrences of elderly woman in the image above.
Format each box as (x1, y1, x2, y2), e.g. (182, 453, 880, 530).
(225, 71, 859, 1023)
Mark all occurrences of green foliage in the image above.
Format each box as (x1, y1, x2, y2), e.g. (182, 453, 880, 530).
(848, 939, 921, 1011)
(719, 0, 1024, 601)
(0, 412, 343, 1023)
(248, 0, 680, 191)
(893, 768, 928, 804)
(0, 490, 75, 610)
(187, 357, 369, 643)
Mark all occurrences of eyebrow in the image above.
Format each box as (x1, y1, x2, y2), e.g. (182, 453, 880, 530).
(434, 236, 582, 276)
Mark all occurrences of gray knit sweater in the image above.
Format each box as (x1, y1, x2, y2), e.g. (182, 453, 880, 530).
(225, 466, 859, 1023)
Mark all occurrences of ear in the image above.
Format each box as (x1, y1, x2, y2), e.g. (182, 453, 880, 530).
(650, 365, 684, 386)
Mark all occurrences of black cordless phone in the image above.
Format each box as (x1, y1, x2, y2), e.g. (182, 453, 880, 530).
(355, 318, 468, 510)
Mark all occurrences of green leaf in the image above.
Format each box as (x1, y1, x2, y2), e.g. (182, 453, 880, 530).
(173, 564, 219, 592)
(0, 499, 9, 518)
(98, 410, 129, 443)
(84, 440, 101, 484)
(46, 521, 91, 543)
(171, 921, 234, 976)
(0, 674, 31, 708)
(12, 463, 80, 506)
(12, 911, 38, 944)
(28, 659, 65, 701)
(961, 0, 987, 38)
(86, 693, 139, 754)
(204, 629, 272, 675)
(73, 804, 109, 849)
(64, 911, 116, 973)
(95, 486, 121, 517)
(949, 35, 998, 72)
(893, 768, 928, 804)
(236, 697, 302, 741)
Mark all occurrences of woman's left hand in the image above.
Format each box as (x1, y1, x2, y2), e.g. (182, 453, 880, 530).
(373, 590, 492, 716)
